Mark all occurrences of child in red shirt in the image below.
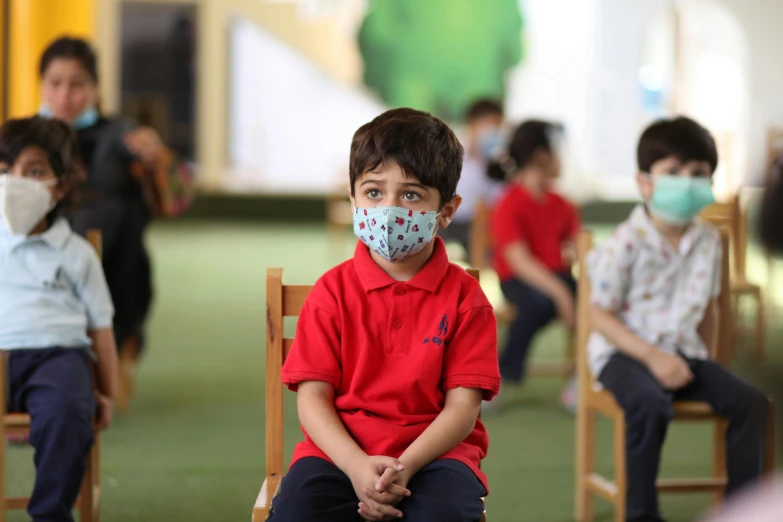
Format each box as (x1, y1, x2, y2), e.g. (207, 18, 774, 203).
(269, 109, 500, 522)
(489, 121, 580, 406)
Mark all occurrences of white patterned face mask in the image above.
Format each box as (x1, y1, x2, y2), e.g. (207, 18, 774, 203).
(353, 205, 440, 262)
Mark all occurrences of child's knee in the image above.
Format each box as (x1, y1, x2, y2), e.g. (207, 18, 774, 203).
(626, 389, 673, 423)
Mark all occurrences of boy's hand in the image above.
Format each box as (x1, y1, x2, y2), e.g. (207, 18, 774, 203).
(554, 289, 576, 330)
(645, 350, 694, 390)
(348, 456, 409, 521)
(359, 466, 412, 519)
(95, 393, 114, 431)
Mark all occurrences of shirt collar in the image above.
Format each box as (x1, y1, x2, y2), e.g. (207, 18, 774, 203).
(629, 204, 710, 254)
(352, 236, 450, 293)
(32, 218, 72, 250)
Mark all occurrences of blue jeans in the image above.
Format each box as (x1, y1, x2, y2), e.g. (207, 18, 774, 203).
(7, 348, 95, 522)
(499, 272, 577, 383)
(268, 457, 486, 522)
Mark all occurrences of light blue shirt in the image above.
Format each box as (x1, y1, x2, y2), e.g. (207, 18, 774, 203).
(0, 219, 114, 350)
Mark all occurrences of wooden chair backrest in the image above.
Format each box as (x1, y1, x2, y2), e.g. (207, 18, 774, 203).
(575, 228, 732, 393)
(264, 267, 481, 478)
(700, 195, 746, 278)
(469, 198, 492, 270)
(767, 126, 783, 188)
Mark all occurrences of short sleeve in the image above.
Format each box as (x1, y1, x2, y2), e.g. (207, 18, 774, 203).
(711, 236, 723, 298)
(491, 195, 526, 249)
(75, 248, 114, 330)
(281, 301, 341, 391)
(587, 232, 634, 313)
(443, 305, 500, 400)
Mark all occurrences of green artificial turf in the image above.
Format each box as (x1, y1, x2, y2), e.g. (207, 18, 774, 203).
(6, 220, 782, 522)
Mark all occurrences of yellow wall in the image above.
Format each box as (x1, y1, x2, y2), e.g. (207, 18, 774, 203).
(8, 0, 95, 118)
(0, 0, 6, 122)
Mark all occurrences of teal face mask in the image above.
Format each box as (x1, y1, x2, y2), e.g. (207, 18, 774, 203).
(39, 105, 99, 130)
(648, 175, 715, 225)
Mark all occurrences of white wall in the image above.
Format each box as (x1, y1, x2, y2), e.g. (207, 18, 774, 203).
(228, 16, 385, 194)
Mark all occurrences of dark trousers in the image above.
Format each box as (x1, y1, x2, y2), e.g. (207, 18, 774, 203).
(598, 352, 769, 522)
(499, 272, 576, 383)
(268, 457, 486, 522)
(6, 348, 95, 522)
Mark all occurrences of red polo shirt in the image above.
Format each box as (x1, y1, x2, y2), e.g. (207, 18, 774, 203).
(491, 183, 580, 281)
(281, 237, 500, 493)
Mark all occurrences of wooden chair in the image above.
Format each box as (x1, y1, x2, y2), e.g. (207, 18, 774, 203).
(700, 196, 765, 358)
(0, 230, 103, 522)
(253, 268, 488, 522)
(574, 229, 776, 522)
(469, 198, 575, 378)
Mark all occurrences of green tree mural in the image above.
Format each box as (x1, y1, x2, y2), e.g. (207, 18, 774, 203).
(358, 0, 524, 123)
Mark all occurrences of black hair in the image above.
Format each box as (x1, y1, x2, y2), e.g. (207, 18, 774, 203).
(39, 36, 99, 83)
(637, 116, 718, 173)
(465, 99, 504, 124)
(0, 116, 83, 221)
(350, 108, 463, 207)
(508, 120, 564, 170)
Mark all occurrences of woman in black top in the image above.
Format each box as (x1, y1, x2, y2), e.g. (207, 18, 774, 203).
(38, 37, 165, 354)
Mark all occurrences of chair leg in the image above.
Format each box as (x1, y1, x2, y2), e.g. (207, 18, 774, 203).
(712, 419, 727, 506)
(764, 400, 776, 474)
(575, 404, 595, 522)
(93, 431, 101, 522)
(613, 413, 627, 522)
(80, 447, 95, 522)
(754, 291, 765, 359)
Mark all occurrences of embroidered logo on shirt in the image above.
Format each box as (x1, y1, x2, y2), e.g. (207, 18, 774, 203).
(42, 267, 69, 292)
(423, 314, 449, 346)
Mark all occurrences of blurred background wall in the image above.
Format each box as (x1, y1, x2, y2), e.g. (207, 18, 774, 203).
(2, 0, 783, 205)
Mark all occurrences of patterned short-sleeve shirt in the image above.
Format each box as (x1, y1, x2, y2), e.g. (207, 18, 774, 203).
(586, 205, 722, 376)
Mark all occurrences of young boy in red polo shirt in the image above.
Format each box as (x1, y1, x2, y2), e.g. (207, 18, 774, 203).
(489, 120, 580, 408)
(269, 108, 501, 522)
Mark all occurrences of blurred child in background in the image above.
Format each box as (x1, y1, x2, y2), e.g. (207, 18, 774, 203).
(0, 116, 118, 522)
(588, 116, 769, 522)
(488, 120, 580, 411)
(440, 99, 509, 258)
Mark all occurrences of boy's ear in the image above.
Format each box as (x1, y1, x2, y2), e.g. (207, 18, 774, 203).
(438, 195, 462, 228)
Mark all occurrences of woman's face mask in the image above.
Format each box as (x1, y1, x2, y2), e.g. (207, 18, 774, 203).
(647, 174, 715, 225)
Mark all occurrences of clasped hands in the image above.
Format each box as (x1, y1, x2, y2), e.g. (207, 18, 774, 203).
(348, 455, 414, 521)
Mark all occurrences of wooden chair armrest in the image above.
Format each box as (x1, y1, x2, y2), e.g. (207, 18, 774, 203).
(252, 474, 282, 522)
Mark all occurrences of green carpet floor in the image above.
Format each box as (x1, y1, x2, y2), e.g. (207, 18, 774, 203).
(7, 220, 783, 522)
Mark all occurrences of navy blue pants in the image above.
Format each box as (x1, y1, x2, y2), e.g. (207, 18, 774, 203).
(268, 457, 486, 522)
(499, 272, 577, 382)
(6, 348, 95, 522)
(599, 352, 768, 522)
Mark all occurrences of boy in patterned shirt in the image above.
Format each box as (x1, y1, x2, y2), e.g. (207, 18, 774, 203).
(587, 117, 769, 522)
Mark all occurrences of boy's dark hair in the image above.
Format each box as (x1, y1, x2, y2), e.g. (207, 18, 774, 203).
(350, 108, 463, 207)
(0, 117, 83, 221)
(39, 36, 99, 83)
(508, 120, 563, 170)
(465, 99, 503, 123)
(637, 116, 718, 173)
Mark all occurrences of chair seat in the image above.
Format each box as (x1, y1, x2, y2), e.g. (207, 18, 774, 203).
(731, 278, 761, 295)
(4, 412, 31, 428)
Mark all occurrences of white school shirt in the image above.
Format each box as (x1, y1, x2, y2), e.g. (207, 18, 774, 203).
(0, 218, 114, 350)
(452, 150, 505, 224)
(586, 205, 722, 377)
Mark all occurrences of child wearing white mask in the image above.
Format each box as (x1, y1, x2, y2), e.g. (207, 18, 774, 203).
(0, 116, 118, 522)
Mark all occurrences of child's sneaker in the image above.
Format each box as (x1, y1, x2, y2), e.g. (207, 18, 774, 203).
(560, 377, 578, 413)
